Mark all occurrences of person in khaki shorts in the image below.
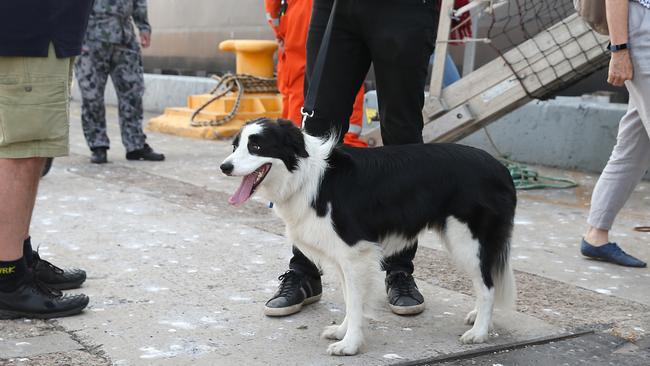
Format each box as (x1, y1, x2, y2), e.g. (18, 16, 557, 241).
(580, 0, 650, 268)
(0, 0, 93, 319)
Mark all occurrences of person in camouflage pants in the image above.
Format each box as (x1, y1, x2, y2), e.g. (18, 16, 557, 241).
(75, 0, 164, 164)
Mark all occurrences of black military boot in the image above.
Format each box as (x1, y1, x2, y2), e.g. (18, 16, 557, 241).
(0, 272, 89, 319)
(264, 270, 322, 317)
(126, 144, 165, 161)
(386, 271, 425, 315)
(32, 251, 87, 291)
(90, 147, 108, 164)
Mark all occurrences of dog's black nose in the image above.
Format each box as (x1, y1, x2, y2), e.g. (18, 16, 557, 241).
(220, 162, 234, 175)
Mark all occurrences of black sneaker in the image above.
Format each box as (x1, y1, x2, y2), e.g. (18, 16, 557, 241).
(264, 270, 322, 317)
(386, 271, 425, 315)
(126, 144, 165, 161)
(32, 251, 87, 291)
(90, 147, 108, 164)
(0, 272, 89, 319)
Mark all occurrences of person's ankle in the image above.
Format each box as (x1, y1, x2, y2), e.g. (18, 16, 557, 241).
(584, 227, 609, 246)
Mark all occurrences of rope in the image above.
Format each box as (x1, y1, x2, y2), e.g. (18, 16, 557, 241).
(190, 73, 278, 127)
(483, 127, 578, 190)
(501, 159, 578, 190)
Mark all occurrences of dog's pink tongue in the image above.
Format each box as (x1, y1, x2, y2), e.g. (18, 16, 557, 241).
(229, 172, 257, 206)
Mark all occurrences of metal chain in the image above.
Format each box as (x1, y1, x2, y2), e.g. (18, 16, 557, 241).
(190, 73, 278, 127)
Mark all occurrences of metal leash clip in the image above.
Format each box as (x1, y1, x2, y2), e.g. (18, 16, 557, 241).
(300, 107, 315, 127)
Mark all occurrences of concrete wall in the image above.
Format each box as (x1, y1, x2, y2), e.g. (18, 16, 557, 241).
(142, 0, 273, 74)
(70, 74, 218, 113)
(459, 96, 649, 179)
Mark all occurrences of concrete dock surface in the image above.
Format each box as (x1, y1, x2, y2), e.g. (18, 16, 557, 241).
(1, 104, 648, 365)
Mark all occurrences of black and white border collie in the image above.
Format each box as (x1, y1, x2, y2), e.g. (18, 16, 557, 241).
(220, 118, 517, 356)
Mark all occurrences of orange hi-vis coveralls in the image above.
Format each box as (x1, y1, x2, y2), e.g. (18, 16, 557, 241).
(265, 0, 366, 147)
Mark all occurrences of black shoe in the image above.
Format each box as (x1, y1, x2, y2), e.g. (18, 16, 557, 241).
(386, 271, 425, 315)
(264, 270, 322, 317)
(0, 272, 89, 319)
(32, 251, 87, 291)
(126, 144, 165, 161)
(90, 147, 108, 164)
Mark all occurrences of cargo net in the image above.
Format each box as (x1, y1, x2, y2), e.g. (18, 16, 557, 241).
(460, 0, 609, 99)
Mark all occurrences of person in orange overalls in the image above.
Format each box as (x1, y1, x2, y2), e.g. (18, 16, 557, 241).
(264, 0, 367, 147)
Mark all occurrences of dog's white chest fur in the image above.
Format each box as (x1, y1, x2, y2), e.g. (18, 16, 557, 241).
(274, 199, 341, 263)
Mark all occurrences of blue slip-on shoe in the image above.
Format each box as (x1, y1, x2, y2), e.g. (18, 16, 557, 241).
(580, 239, 647, 268)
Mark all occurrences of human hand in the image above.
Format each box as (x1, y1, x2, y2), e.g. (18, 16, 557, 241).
(607, 50, 633, 86)
(140, 31, 151, 48)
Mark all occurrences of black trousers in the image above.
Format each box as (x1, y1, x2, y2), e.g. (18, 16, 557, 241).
(290, 0, 439, 279)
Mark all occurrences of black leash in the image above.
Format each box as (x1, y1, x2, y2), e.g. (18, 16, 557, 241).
(301, 0, 339, 125)
(270, 0, 337, 210)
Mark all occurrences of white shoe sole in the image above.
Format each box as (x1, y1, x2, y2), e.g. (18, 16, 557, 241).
(389, 301, 425, 316)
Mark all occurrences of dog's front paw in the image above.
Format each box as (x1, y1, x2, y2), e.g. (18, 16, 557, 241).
(459, 328, 489, 344)
(326, 338, 362, 356)
(464, 309, 478, 325)
(322, 325, 346, 340)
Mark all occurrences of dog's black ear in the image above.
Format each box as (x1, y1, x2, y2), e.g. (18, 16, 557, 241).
(278, 119, 309, 158)
(276, 118, 297, 129)
(245, 117, 271, 126)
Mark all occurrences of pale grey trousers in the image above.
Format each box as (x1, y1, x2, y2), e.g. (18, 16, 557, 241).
(588, 1, 650, 230)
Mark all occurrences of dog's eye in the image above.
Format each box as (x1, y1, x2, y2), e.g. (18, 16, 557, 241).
(249, 143, 261, 151)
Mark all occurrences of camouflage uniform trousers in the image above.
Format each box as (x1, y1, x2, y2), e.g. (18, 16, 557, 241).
(74, 39, 146, 153)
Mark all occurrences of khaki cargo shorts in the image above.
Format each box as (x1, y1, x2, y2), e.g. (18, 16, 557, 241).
(0, 44, 73, 158)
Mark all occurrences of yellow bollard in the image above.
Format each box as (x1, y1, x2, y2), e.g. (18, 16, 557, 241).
(147, 40, 282, 140)
(219, 40, 278, 78)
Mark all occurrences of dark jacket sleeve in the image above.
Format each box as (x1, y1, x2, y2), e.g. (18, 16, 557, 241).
(133, 0, 151, 33)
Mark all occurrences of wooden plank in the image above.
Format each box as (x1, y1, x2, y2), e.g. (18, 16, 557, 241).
(422, 13, 609, 142)
(428, 0, 455, 99)
(427, 81, 530, 142)
(422, 96, 446, 121)
(421, 104, 474, 143)
(461, 8, 480, 77)
(429, 13, 601, 112)
(430, 47, 606, 142)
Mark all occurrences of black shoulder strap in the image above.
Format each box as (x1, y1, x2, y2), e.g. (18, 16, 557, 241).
(301, 0, 339, 125)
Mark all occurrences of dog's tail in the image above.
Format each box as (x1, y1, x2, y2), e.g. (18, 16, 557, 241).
(492, 254, 516, 310)
(483, 213, 517, 310)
